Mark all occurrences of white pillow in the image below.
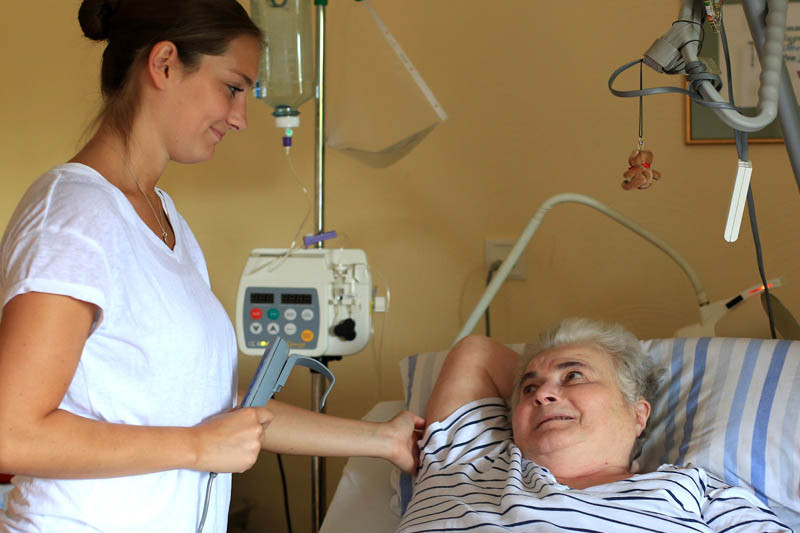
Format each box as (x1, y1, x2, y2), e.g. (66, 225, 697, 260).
(398, 337, 800, 526)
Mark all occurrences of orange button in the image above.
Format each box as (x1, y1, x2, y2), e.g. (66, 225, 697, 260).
(301, 329, 315, 342)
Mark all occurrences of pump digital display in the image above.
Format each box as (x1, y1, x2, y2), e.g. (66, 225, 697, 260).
(250, 292, 275, 304)
(281, 293, 313, 305)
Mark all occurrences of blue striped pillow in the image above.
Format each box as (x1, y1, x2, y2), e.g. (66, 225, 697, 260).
(398, 338, 800, 522)
(640, 338, 799, 523)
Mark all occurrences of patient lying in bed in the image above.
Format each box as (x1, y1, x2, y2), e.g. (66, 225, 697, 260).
(397, 318, 793, 533)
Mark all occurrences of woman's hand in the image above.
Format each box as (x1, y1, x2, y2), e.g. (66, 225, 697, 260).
(381, 410, 426, 475)
(192, 407, 273, 473)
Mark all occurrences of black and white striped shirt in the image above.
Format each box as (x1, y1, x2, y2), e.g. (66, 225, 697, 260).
(397, 398, 791, 533)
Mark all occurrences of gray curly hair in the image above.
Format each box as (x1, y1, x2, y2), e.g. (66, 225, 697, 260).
(510, 317, 662, 463)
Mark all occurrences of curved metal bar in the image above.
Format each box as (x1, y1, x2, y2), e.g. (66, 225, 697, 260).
(453, 193, 708, 345)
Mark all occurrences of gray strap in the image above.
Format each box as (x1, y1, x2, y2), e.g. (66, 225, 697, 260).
(287, 355, 336, 409)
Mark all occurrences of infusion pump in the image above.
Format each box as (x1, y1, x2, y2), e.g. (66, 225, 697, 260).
(236, 248, 381, 357)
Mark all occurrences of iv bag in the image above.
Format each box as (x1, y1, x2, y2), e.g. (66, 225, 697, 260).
(251, 0, 314, 124)
(326, 0, 447, 168)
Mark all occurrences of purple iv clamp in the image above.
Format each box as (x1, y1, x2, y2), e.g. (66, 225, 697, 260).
(241, 336, 335, 409)
(303, 231, 338, 248)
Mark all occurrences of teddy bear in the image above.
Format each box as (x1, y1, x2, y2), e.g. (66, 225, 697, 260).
(622, 149, 661, 190)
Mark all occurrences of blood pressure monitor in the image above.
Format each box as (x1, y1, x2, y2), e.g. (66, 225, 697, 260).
(236, 248, 380, 357)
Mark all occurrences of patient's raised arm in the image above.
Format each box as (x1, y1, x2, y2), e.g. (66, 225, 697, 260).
(425, 335, 521, 424)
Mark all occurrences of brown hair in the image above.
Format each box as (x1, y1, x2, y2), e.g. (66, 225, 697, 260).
(78, 0, 263, 143)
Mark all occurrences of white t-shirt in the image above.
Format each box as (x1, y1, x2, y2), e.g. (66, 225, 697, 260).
(0, 163, 238, 533)
(397, 398, 792, 533)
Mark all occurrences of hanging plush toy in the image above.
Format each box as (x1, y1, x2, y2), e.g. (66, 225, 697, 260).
(622, 148, 661, 190)
(620, 60, 662, 191)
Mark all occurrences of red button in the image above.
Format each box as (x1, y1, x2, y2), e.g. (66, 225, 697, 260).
(250, 308, 263, 320)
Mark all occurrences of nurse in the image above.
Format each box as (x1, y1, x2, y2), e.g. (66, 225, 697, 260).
(0, 1, 423, 532)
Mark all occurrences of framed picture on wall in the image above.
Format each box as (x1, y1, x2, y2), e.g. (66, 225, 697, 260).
(685, 0, 800, 144)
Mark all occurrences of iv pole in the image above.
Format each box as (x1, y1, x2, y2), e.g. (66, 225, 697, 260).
(311, 1, 328, 532)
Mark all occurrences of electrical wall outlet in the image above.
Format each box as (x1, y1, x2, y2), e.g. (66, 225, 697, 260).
(485, 239, 526, 280)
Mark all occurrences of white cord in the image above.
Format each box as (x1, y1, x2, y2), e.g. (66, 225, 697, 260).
(328, 230, 390, 400)
(370, 266, 391, 400)
(250, 151, 313, 276)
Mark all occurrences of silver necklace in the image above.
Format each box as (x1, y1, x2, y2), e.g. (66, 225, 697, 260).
(103, 140, 170, 245)
(132, 177, 170, 245)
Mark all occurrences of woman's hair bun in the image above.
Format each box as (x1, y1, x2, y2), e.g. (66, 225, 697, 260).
(78, 0, 120, 41)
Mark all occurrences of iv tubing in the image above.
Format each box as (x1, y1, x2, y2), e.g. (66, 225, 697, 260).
(453, 194, 709, 345)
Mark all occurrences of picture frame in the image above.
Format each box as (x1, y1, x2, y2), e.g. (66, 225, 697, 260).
(685, 0, 800, 144)
(685, 85, 784, 144)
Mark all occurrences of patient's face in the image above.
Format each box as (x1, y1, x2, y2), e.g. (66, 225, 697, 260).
(511, 344, 648, 472)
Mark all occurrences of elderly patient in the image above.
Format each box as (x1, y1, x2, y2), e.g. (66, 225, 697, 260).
(397, 318, 792, 533)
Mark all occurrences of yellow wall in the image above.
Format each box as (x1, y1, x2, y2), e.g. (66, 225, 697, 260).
(2, 1, 799, 532)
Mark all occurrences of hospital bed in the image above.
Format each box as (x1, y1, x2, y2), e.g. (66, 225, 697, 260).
(320, 336, 800, 533)
(320, 195, 800, 532)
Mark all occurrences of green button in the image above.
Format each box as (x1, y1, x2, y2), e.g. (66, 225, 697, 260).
(267, 308, 280, 320)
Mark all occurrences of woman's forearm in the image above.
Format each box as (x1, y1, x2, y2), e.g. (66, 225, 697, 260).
(260, 400, 423, 474)
(424, 335, 521, 423)
(261, 400, 386, 457)
(0, 405, 270, 479)
(0, 409, 198, 478)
